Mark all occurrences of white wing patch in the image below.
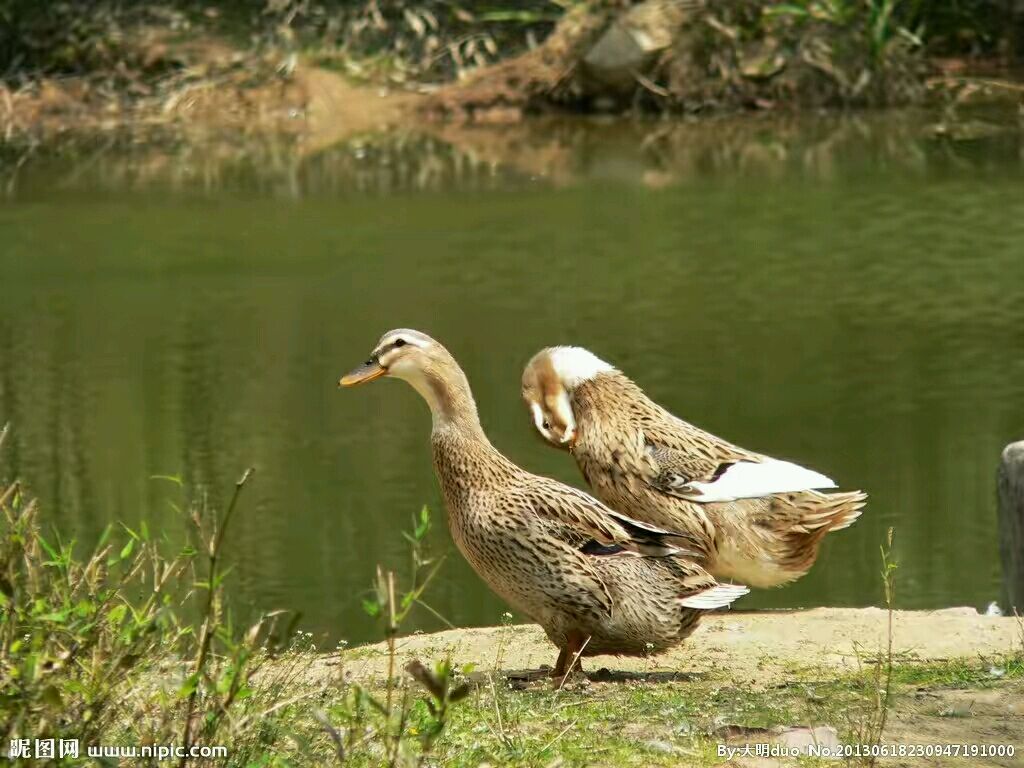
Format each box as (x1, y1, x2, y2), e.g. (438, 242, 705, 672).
(679, 583, 750, 610)
(681, 459, 837, 503)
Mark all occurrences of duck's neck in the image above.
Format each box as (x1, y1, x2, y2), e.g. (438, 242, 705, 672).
(403, 362, 489, 443)
(410, 360, 518, 513)
(570, 372, 646, 431)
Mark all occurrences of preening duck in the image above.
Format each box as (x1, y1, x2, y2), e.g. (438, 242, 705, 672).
(340, 329, 748, 677)
(521, 346, 866, 589)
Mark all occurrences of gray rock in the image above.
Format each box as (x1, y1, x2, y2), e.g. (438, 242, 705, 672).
(582, 0, 691, 92)
(774, 725, 841, 751)
(644, 739, 680, 754)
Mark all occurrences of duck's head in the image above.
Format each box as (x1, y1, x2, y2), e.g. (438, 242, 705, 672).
(339, 328, 444, 388)
(339, 327, 456, 393)
(339, 329, 474, 424)
(521, 346, 614, 448)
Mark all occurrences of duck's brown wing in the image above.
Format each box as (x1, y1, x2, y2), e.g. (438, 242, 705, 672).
(646, 442, 749, 493)
(639, 416, 755, 496)
(520, 481, 702, 558)
(642, 422, 837, 504)
(483, 484, 616, 620)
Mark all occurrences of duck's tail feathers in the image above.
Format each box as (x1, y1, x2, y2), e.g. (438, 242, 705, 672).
(759, 489, 867, 578)
(784, 489, 867, 534)
(679, 583, 750, 610)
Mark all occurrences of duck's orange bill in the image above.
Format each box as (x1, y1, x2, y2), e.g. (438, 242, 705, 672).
(339, 360, 386, 387)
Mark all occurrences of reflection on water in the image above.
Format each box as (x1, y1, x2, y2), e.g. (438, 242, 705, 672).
(7, 111, 1023, 198)
(1, 113, 1022, 643)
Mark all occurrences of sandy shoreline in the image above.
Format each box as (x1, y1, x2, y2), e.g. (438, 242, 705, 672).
(327, 607, 1022, 685)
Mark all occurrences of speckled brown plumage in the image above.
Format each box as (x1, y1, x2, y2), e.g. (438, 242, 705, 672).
(522, 351, 867, 589)
(341, 330, 748, 674)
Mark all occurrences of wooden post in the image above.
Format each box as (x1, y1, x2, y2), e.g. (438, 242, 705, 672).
(998, 441, 1024, 612)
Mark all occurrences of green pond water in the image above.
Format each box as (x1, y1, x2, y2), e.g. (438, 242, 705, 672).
(1, 114, 1022, 644)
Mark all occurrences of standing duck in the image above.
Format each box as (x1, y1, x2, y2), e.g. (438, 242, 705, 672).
(521, 347, 866, 589)
(339, 329, 748, 676)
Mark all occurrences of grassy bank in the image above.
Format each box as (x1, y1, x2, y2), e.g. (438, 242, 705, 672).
(1, 455, 512, 767)
(3, 435, 1023, 766)
(336, 658, 1023, 767)
(0, 463, 313, 766)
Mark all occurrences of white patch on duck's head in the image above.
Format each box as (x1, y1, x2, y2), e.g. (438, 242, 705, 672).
(546, 346, 616, 389)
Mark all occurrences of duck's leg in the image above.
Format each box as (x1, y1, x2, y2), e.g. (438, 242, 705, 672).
(552, 647, 570, 678)
(552, 630, 587, 679)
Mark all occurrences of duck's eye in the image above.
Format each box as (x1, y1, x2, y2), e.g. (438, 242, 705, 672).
(542, 421, 550, 430)
(394, 339, 406, 348)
